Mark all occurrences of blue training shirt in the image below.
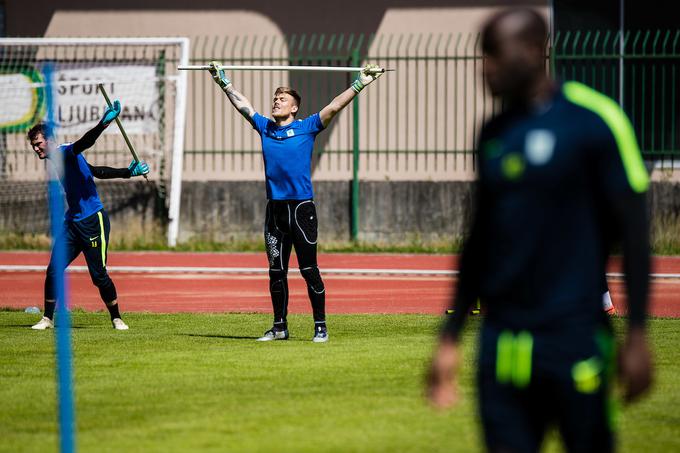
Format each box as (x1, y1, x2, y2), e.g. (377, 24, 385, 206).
(252, 112, 325, 200)
(54, 143, 104, 221)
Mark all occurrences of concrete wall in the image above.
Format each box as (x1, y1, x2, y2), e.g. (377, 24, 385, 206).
(0, 180, 161, 238)
(177, 180, 475, 242)
(4, 180, 680, 245)
(176, 180, 680, 243)
(648, 181, 680, 218)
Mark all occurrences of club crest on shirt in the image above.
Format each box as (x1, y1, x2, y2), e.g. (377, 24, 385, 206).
(525, 129, 555, 165)
(286, 129, 295, 138)
(501, 153, 526, 181)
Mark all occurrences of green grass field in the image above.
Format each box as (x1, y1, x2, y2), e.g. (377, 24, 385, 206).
(1, 312, 678, 452)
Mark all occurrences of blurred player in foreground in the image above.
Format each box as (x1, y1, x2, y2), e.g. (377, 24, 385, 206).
(208, 62, 383, 342)
(427, 9, 652, 452)
(27, 102, 149, 331)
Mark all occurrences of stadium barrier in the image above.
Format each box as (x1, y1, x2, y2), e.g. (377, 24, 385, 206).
(1, 31, 679, 244)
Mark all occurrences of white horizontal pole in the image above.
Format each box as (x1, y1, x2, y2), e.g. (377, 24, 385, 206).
(178, 64, 392, 73)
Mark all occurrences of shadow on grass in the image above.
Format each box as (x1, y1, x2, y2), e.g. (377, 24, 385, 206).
(181, 333, 260, 340)
(0, 324, 90, 329)
(180, 333, 308, 341)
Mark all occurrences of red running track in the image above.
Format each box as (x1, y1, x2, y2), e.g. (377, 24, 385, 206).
(1, 252, 679, 317)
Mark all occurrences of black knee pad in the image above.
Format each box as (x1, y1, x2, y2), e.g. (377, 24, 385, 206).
(300, 266, 324, 294)
(294, 201, 318, 244)
(269, 270, 288, 293)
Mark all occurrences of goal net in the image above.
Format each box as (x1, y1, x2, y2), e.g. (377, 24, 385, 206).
(0, 37, 188, 246)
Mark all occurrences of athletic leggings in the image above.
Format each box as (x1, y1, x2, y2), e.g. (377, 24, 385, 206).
(264, 199, 325, 329)
(45, 210, 117, 304)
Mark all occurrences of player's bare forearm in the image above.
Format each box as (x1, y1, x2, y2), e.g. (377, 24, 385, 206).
(620, 324, 653, 403)
(442, 184, 486, 339)
(427, 336, 461, 408)
(319, 64, 384, 126)
(224, 86, 256, 127)
(616, 193, 650, 328)
(319, 87, 358, 127)
(609, 191, 653, 402)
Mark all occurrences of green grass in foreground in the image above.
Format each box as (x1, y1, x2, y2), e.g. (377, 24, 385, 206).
(0, 313, 678, 453)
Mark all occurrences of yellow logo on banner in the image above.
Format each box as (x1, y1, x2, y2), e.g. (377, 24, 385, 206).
(0, 69, 44, 132)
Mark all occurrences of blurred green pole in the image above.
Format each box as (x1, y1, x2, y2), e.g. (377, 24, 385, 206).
(549, 34, 556, 78)
(351, 48, 360, 241)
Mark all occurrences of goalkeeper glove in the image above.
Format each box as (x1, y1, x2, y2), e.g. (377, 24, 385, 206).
(351, 64, 384, 93)
(128, 160, 150, 177)
(208, 61, 232, 90)
(100, 100, 121, 127)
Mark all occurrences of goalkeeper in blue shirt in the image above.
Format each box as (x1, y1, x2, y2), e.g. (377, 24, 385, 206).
(208, 62, 384, 343)
(27, 101, 149, 331)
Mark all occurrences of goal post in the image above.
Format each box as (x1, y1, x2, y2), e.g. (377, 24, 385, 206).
(0, 37, 189, 246)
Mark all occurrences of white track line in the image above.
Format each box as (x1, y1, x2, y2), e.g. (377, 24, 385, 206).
(0, 264, 456, 276)
(1, 264, 679, 279)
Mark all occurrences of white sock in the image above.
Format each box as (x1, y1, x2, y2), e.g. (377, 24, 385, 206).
(602, 291, 614, 311)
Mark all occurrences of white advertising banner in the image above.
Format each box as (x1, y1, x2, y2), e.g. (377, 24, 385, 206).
(0, 65, 160, 134)
(54, 65, 160, 135)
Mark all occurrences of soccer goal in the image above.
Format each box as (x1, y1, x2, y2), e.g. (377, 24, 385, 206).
(0, 37, 189, 246)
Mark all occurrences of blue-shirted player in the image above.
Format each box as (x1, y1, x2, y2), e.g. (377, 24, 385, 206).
(27, 102, 149, 331)
(427, 9, 653, 453)
(208, 61, 384, 342)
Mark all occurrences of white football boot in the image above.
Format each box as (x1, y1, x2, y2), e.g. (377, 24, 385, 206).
(31, 317, 54, 330)
(112, 318, 129, 330)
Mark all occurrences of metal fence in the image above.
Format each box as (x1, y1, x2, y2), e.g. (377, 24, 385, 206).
(183, 30, 680, 180)
(183, 32, 496, 183)
(1, 31, 678, 240)
(552, 30, 680, 163)
(4, 31, 675, 183)
(183, 30, 680, 238)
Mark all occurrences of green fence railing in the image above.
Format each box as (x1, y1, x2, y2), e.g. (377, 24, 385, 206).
(182, 30, 680, 239)
(184, 32, 494, 174)
(553, 29, 680, 161)
(185, 30, 680, 168)
(1, 31, 678, 240)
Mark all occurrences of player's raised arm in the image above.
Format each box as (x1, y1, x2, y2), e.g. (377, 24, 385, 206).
(208, 61, 256, 128)
(71, 100, 121, 154)
(319, 64, 383, 128)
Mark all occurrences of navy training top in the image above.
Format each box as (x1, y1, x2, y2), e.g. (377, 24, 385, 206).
(54, 143, 104, 222)
(445, 81, 649, 335)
